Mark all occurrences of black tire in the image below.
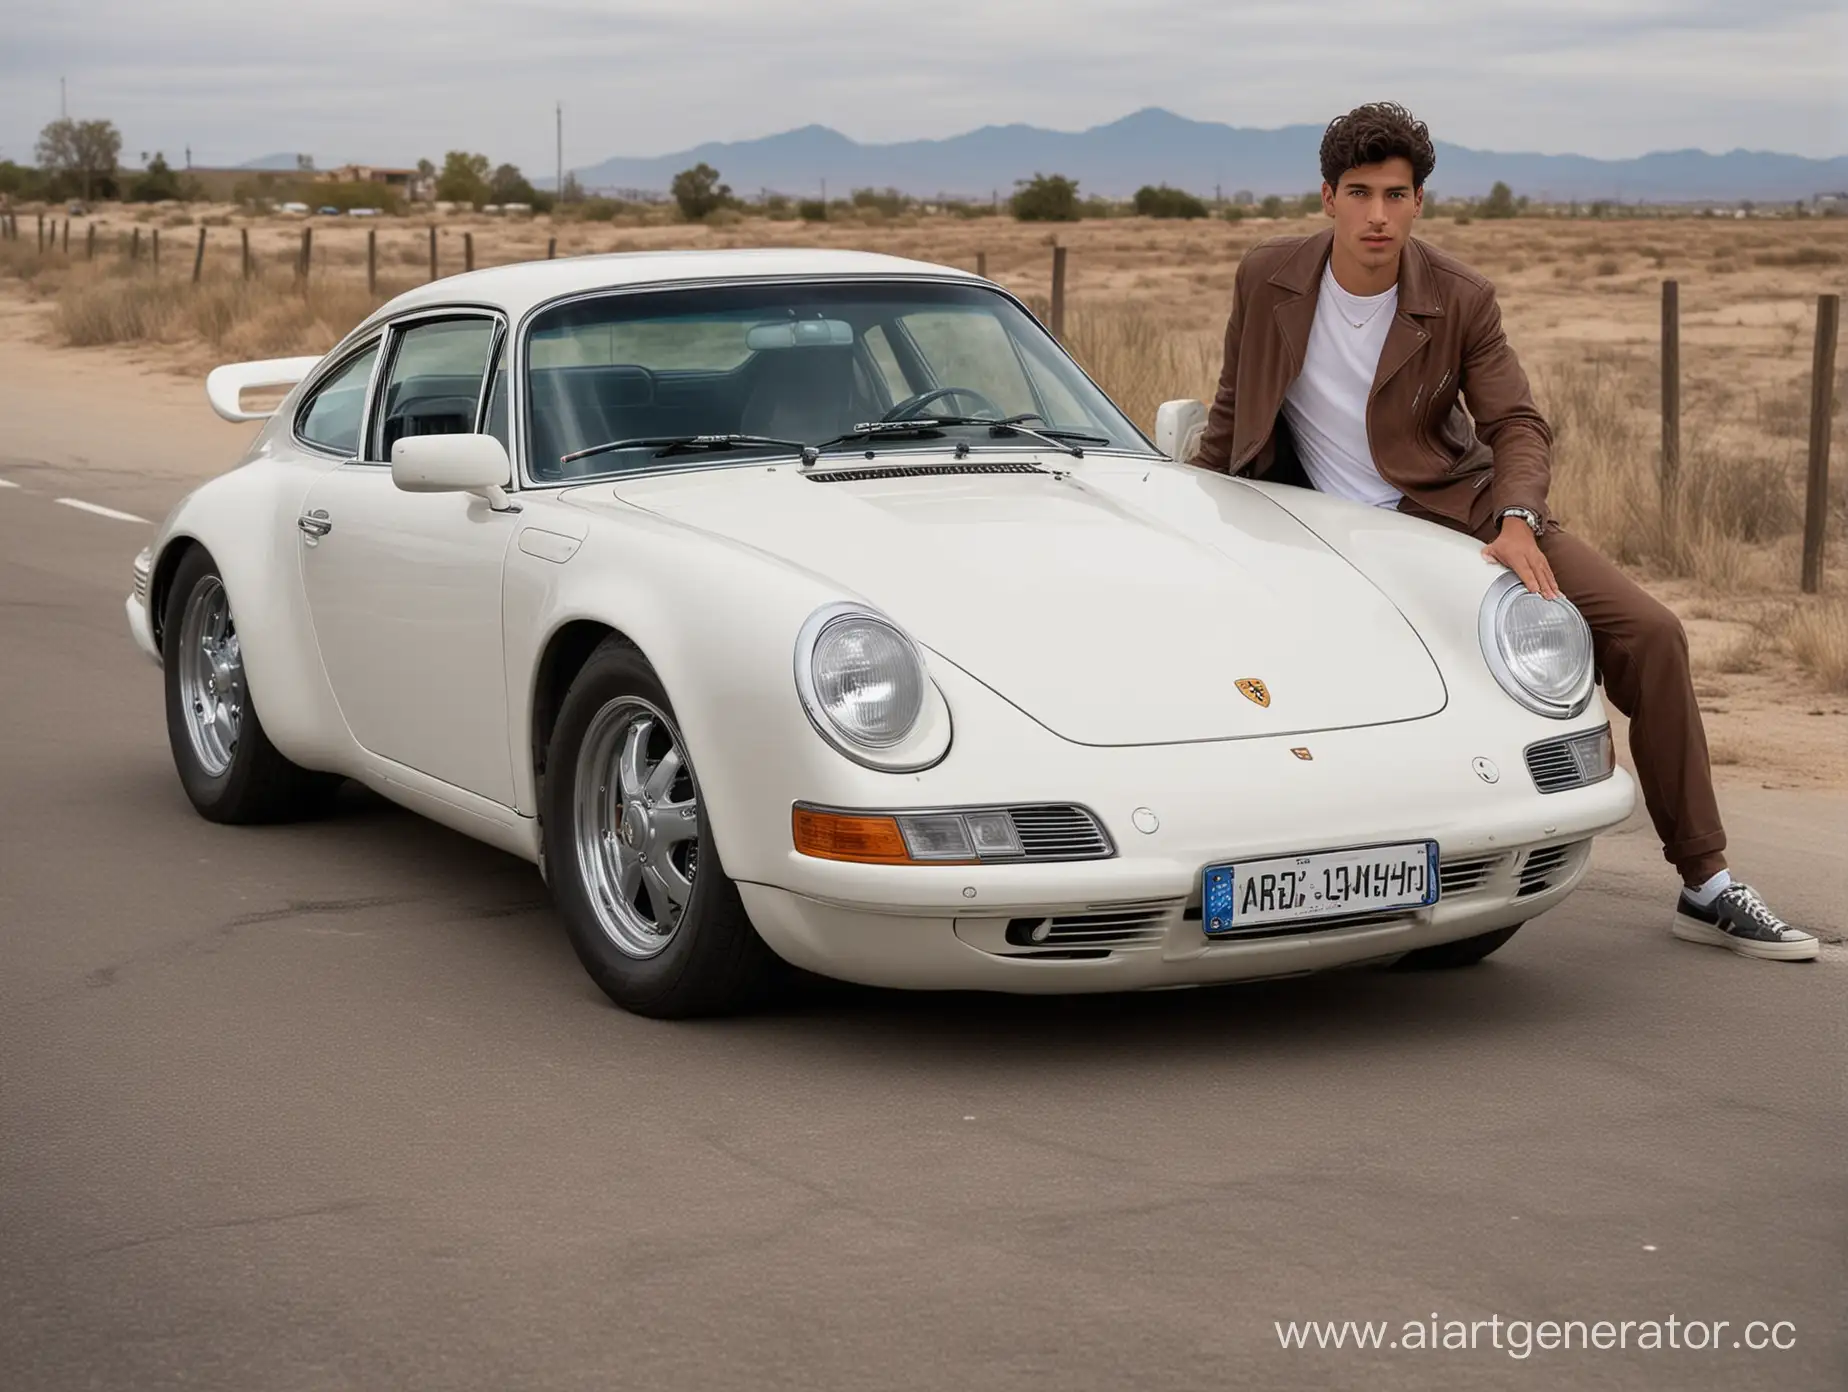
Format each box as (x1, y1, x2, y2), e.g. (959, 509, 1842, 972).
(1394, 924, 1523, 970)
(542, 637, 777, 1018)
(162, 546, 342, 824)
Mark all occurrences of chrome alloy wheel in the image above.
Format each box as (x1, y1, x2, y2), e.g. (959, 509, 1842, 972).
(573, 697, 701, 958)
(177, 576, 244, 777)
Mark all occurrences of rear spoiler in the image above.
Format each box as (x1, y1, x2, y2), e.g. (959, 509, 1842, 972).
(204, 355, 325, 423)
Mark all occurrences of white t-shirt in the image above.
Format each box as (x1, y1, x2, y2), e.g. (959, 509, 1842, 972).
(1280, 264, 1403, 509)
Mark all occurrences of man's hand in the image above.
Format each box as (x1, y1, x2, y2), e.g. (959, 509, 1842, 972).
(1482, 516, 1561, 599)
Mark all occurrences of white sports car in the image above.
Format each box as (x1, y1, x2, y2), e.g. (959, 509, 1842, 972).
(126, 249, 1634, 1016)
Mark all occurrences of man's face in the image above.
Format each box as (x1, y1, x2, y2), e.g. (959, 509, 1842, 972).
(1321, 156, 1423, 271)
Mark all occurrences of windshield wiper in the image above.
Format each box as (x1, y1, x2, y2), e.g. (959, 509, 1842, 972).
(917, 413, 1110, 458)
(814, 414, 1108, 460)
(558, 433, 818, 467)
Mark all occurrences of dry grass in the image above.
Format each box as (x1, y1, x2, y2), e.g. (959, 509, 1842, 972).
(1781, 599, 1848, 692)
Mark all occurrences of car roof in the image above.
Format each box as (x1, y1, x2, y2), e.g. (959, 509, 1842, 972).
(364, 247, 984, 325)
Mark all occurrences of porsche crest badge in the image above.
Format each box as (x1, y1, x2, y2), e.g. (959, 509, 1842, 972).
(1235, 677, 1271, 708)
(1291, 747, 1313, 761)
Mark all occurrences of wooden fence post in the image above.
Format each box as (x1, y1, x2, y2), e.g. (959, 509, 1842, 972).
(976, 250, 987, 278)
(240, 227, 251, 280)
(297, 226, 312, 283)
(1802, 293, 1840, 594)
(464, 230, 474, 273)
(130, 227, 141, 263)
(547, 236, 557, 260)
(62, 219, 69, 253)
(151, 227, 160, 272)
(367, 227, 377, 294)
(1050, 243, 1067, 340)
(1660, 279, 1680, 509)
(428, 225, 437, 281)
(86, 222, 96, 259)
(193, 226, 207, 283)
(37, 213, 44, 252)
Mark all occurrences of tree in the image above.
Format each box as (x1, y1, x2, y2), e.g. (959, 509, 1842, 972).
(1296, 191, 1321, 215)
(1011, 172, 1080, 221)
(129, 151, 183, 202)
(671, 163, 732, 220)
(1134, 184, 1208, 219)
(1258, 194, 1285, 218)
(559, 171, 585, 204)
(490, 162, 538, 205)
(1480, 180, 1517, 219)
(436, 151, 491, 207)
(36, 117, 121, 202)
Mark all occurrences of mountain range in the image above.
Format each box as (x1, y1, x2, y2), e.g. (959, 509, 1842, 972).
(566, 108, 1847, 203)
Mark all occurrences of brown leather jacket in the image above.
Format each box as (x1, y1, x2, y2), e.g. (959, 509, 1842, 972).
(1190, 228, 1553, 535)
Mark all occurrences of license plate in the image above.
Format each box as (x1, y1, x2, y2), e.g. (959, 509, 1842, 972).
(1203, 841, 1438, 935)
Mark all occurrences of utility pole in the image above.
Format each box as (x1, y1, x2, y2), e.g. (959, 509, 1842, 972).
(555, 101, 562, 200)
(60, 77, 67, 119)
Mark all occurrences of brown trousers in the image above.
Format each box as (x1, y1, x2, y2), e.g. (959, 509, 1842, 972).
(1439, 512, 1726, 881)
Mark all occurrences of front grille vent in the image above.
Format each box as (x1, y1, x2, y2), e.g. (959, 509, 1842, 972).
(1518, 843, 1579, 897)
(1006, 804, 1114, 860)
(1526, 727, 1613, 794)
(805, 461, 1049, 484)
(1439, 855, 1502, 897)
(1004, 900, 1177, 950)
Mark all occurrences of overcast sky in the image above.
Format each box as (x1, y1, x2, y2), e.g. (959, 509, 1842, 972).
(3, 0, 1843, 174)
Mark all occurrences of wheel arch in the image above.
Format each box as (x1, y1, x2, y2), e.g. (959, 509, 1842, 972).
(148, 535, 205, 649)
(531, 618, 625, 794)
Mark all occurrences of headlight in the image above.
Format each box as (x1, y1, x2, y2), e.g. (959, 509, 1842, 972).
(795, 603, 950, 770)
(1478, 572, 1595, 718)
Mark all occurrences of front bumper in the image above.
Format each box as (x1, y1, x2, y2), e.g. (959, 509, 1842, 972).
(126, 593, 161, 667)
(740, 831, 1603, 991)
(735, 704, 1636, 991)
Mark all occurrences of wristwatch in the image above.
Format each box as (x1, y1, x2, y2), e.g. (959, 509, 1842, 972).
(1497, 506, 1543, 534)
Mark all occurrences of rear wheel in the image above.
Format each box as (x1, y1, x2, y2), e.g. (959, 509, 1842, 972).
(162, 547, 342, 823)
(542, 638, 777, 1018)
(1394, 924, 1523, 970)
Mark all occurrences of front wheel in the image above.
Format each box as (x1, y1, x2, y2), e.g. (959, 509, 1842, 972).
(162, 547, 341, 823)
(542, 638, 777, 1018)
(1394, 924, 1523, 970)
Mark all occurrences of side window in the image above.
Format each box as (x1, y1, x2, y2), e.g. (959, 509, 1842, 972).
(368, 317, 497, 461)
(899, 310, 1037, 417)
(296, 343, 380, 456)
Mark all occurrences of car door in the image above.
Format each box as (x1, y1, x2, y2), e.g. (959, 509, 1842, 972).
(297, 310, 521, 806)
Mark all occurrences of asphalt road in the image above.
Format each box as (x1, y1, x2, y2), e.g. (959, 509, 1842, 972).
(2, 425, 1844, 1391)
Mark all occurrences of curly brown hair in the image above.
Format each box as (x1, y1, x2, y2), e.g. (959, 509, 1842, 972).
(1319, 103, 1437, 190)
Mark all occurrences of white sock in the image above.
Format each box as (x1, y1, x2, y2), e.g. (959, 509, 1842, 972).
(1685, 869, 1732, 906)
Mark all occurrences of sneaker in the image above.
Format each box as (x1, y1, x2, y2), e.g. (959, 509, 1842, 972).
(1672, 882, 1819, 962)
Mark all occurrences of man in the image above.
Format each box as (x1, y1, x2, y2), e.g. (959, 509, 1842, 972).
(1190, 101, 1815, 962)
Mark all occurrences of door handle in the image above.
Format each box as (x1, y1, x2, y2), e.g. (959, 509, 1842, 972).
(298, 509, 333, 539)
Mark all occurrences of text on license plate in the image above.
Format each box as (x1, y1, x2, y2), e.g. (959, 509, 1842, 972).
(1203, 841, 1438, 934)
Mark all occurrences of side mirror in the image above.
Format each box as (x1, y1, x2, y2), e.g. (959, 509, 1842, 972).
(391, 434, 513, 507)
(1154, 399, 1207, 462)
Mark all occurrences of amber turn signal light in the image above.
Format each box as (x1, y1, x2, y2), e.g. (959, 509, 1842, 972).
(791, 808, 913, 864)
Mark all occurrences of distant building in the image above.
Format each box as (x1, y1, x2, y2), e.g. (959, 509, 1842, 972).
(319, 164, 434, 202)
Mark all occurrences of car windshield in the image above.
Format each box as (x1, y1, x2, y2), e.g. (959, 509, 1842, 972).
(522, 279, 1153, 482)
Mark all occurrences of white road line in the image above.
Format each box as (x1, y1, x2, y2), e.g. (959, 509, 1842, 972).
(54, 497, 150, 524)
(0, 478, 19, 489)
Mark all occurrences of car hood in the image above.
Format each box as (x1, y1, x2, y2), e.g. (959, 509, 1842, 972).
(588, 458, 1446, 746)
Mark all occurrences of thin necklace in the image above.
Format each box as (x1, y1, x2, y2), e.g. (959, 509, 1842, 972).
(1337, 292, 1390, 330)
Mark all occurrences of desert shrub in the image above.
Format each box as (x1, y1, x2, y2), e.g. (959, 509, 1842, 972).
(1595, 258, 1620, 276)
(1011, 173, 1080, 222)
(1133, 184, 1208, 219)
(1258, 195, 1285, 218)
(797, 199, 827, 222)
(850, 187, 909, 217)
(1755, 246, 1843, 267)
(671, 163, 731, 221)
